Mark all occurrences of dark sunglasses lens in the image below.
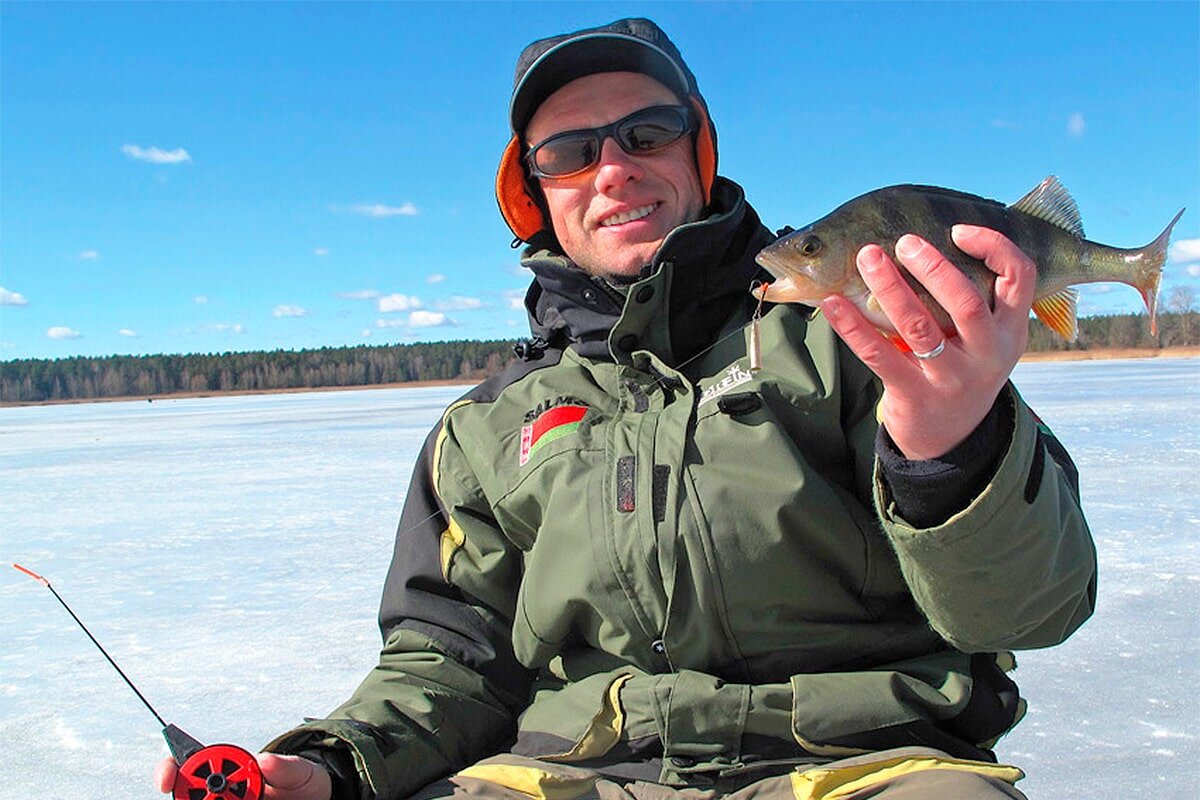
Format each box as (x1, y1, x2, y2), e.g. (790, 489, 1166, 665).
(618, 108, 690, 151)
(532, 135, 597, 176)
(529, 107, 691, 177)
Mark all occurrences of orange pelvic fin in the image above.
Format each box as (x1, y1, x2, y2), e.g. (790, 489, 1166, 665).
(1032, 288, 1079, 342)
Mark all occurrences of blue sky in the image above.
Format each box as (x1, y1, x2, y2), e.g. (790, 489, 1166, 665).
(2, 1, 1197, 361)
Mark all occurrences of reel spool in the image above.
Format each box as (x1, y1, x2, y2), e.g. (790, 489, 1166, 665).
(167, 724, 264, 800)
(173, 746, 264, 800)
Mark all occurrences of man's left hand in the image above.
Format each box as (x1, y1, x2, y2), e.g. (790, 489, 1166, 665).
(819, 225, 1035, 460)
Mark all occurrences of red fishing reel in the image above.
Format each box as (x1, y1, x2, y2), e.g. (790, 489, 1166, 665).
(166, 724, 265, 800)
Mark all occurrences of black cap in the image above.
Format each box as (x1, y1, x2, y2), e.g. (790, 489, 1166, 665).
(509, 18, 700, 136)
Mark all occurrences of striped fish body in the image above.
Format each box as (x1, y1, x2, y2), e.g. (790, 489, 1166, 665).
(755, 177, 1184, 340)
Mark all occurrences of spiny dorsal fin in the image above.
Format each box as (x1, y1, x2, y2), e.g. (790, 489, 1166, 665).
(1011, 176, 1084, 238)
(1032, 287, 1080, 342)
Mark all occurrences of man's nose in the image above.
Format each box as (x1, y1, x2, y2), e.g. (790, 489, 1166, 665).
(593, 136, 643, 192)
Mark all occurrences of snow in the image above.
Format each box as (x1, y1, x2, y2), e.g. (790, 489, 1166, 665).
(1, 359, 1197, 799)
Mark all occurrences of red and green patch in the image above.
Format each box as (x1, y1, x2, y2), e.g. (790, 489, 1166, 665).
(520, 404, 588, 466)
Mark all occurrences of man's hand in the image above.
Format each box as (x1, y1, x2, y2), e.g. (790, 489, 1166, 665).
(155, 752, 332, 800)
(820, 225, 1035, 460)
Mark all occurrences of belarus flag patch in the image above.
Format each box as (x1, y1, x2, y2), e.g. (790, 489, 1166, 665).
(519, 404, 588, 466)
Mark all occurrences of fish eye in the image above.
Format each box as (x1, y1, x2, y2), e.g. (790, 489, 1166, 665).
(798, 235, 823, 257)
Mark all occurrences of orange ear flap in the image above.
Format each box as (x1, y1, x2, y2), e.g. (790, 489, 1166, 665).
(496, 136, 546, 242)
(688, 95, 717, 205)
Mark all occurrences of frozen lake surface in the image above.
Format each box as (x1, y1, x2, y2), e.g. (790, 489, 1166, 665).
(2, 358, 1197, 799)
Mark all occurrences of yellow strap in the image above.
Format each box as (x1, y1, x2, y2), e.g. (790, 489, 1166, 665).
(790, 754, 1025, 800)
(439, 517, 466, 581)
(456, 764, 597, 800)
(432, 398, 473, 580)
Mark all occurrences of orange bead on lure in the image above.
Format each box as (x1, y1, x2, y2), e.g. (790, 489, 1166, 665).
(755, 176, 1184, 342)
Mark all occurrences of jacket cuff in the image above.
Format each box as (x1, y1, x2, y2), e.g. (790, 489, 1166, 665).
(875, 388, 1014, 529)
(265, 718, 439, 800)
(294, 748, 360, 800)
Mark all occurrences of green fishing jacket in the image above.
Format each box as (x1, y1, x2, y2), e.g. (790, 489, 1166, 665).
(267, 179, 1096, 798)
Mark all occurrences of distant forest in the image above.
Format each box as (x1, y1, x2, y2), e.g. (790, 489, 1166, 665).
(2, 310, 1197, 404)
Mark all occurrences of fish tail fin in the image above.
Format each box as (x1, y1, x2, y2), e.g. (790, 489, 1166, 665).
(1137, 208, 1185, 336)
(1032, 288, 1080, 342)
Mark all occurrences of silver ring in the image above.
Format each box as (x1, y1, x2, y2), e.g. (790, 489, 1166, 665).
(912, 339, 946, 360)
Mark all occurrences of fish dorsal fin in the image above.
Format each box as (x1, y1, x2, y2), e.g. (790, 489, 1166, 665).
(1032, 287, 1079, 342)
(1011, 176, 1084, 238)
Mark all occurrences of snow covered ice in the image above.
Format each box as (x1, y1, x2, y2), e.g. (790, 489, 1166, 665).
(1, 359, 1197, 799)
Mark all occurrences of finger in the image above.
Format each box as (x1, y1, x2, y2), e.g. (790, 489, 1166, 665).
(857, 241, 951, 359)
(889, 234, 994, 346)
(821, 294, 921, 388)
(154, 757, 178, 794)
(951, 224, 1036, 327)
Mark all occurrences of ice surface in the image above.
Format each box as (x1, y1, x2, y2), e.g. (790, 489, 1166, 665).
(1, 360, 1196, 799)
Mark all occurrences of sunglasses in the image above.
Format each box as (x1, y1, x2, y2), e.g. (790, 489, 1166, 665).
(525, 105, 695, 179)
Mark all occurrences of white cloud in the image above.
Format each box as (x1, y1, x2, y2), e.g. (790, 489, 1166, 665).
(193, 295, 210, 305)
(373, 311, 451, 330)
(1067, 112, 1086, 137)
(47, 326, 81, 340)
(273, 304, 309, 318)
(378, 293, 421, 312)
(117, 328, 139, 337)
(336, 289, 380, 301)
(1169, 238, 1200, 265)
(314, 247, 330, 256)
(360, 329, 372, 338)
(347, 202, 418, 218)
(121, 144, 192, 164)
(408, 310, 450, 328)
(1, 286, 29, 306)
(208, 323, 245, 334)
(426, 274, 446, 284)
(435, 295, 486, 311)
(1187, 264, 1200, 278)
(79, 250, 100, 260)
(504, 289, 526, 311)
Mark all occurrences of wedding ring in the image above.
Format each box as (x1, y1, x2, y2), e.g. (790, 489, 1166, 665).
(912, 339, 947, 360)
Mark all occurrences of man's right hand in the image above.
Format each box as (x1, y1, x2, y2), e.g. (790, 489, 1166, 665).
(155, 752, 332, 800)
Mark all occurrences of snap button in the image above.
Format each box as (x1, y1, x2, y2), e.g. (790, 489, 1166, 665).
(635, 286, 655, 303)
(669, 755, 697, 768)
(581, 288, 599, 303)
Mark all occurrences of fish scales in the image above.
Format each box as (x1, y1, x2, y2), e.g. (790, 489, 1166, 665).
(755, 177, 1184, 341)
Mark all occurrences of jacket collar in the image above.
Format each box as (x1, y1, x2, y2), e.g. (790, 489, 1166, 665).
(521, 178, 772, 364)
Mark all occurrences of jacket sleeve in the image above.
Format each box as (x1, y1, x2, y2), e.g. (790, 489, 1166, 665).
(873, 382, 1097, 653)
(265, 403, 533, 798)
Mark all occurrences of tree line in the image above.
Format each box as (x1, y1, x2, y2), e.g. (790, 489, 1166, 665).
(2, 308, 1197, 404)
(0, 340, 515, 403)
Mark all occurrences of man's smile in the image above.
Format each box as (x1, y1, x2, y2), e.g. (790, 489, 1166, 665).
(599, 203, 660, 228)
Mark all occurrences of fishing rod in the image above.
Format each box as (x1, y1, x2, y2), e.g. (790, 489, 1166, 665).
(13, 563, 264, 800)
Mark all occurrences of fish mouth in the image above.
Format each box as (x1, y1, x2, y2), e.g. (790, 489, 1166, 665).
(599, 203, 659, 228)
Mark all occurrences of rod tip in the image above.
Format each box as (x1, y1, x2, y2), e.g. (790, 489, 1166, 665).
(12, 563, 50, 586)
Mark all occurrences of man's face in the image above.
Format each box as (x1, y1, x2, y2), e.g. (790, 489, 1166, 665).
(525, 72, 705, 280)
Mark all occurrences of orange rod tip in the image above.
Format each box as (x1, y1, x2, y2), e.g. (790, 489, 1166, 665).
(12, 563, 49, 586)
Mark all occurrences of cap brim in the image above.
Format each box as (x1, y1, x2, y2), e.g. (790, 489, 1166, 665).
(510, 33, 692, 134)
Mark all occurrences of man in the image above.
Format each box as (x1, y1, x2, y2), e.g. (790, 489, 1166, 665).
(158, 17, 1095, 800)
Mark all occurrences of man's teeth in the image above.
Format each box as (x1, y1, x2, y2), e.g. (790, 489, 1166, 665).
(601, 204, 657, 227)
